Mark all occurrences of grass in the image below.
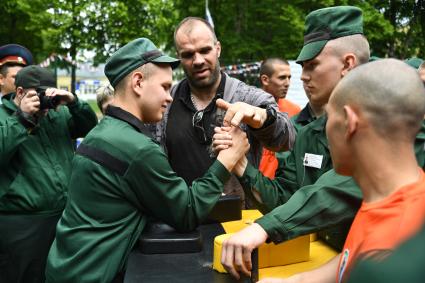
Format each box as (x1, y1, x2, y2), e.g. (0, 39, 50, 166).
(86, 99, 102, 118)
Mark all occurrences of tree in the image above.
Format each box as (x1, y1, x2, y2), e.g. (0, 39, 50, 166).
(172, 0, 407, 64)
(44, 0, 178, 93)
(1, 0, 423, 77)
(364, 0, 425, 58)
(0, 0, 52, 62)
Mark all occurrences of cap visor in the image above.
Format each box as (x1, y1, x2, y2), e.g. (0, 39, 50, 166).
(296, 40, 328, 64)
(152, 55, 180, 69)
(37, 85, 56, 91)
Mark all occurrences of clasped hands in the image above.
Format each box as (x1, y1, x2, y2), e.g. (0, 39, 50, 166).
(214, 98, 269, 176)
(215, 99, 290, 282)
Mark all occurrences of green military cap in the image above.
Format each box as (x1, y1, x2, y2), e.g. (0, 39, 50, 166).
(105, 38, 180, 87)
(296, 6, 364, 64)
(15, 65, 56, 90)
(405, 57, 424, 69)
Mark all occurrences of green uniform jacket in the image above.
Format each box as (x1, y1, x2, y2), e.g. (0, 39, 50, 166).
(348, 221, 425, 283)
(0, 93, 97, 214)
(290, 103, 316, 133)
(240, 115, 330, 212)
(46, 106, 232, 283)
(253, 120, 425, 244)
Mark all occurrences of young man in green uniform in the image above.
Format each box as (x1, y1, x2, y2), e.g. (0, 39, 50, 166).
(215, 8, 370, 272)
(0, 66, 98, 282)
(219, 7, 425, 279)
(45, 37, 249, 283)
(256, 59, 425, 283)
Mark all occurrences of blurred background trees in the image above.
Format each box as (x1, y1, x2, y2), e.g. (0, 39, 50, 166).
(1, 0, 424, 66)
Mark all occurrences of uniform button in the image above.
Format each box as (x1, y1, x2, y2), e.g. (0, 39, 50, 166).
(273, 232, 283, 243)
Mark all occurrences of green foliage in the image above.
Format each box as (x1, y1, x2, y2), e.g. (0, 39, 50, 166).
(0, 0, 52, 62)
(1, 0, 424, 66)
(173, 0, 423, 62)
(364, 0, 425, 58)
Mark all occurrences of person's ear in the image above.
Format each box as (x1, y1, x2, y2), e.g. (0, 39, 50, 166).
(344, 105, 358, 140)
(341, 53, 356, 77)
(260, 74, 269, 86)
(14, 87, 25, 104)
(132, 72, 144, 95)
(216, 41, 221, 58)
(16, 87, 24, 97)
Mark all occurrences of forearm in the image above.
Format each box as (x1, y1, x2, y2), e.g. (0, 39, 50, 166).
(256, 170, 362, 243)
(238, 84, 296, 152)
(239, 163, 295, 213)
(131, 146, 231, 232)
(297, 255, 340, 283)
(250, 111, 296, 152)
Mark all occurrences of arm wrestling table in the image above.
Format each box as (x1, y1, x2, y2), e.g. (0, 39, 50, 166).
(124, 211, 338, 282)
(124, 223, 249, 283)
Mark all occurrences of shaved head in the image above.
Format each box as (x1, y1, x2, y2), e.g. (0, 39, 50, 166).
(174, 17, 217, 50)
(326, 34, 370, 65)
(114, 63, 155, 94)
(330, 59, 425, 140)
(260, 58, 289, 77)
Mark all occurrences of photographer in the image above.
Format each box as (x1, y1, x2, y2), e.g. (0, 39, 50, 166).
(0, 65, 97, 283)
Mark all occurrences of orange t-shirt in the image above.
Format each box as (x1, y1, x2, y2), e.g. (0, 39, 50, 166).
(259, 98, 300, 179)
(337, 170, 425, 283)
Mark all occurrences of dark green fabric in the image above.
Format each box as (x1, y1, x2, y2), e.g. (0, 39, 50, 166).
(0, 93, 98, 213)
(405, 57, 424, 69)
(105, 38, 179, 87)
(254, 120, 425, 244)
(290, 104, 316, 133)
(45, 108, 232, 283)
(296, 6, 363, 63)
(0, 92, 97, 283)
(239, 115, 331, 213)
(255, 169, 360, 243)
(348, 221, 425, 283)
(0, 213, 61, 283)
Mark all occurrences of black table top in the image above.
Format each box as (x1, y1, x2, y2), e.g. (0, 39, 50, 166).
(124, 223, 251, 283)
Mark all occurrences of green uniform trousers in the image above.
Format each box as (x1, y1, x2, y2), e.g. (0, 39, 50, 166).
(0, 213, 61, 283)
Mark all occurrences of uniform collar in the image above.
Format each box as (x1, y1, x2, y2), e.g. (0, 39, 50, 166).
(1, 92, 18, 112)
(105, 105, 156, 140)
(311, 114, 327, 132)
(296, 103, 316, 124)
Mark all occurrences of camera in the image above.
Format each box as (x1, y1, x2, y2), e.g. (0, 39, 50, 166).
(37, 90, 62, 110)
